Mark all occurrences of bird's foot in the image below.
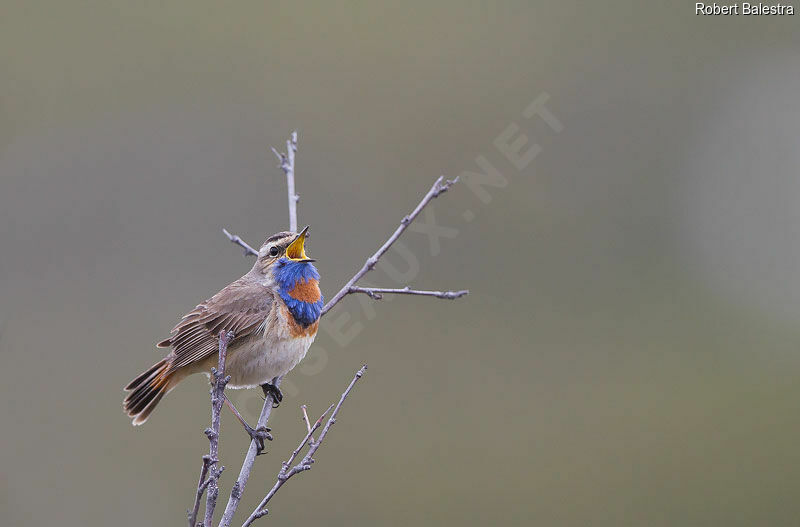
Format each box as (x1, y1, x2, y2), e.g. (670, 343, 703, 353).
(244, 424, 273, 455)
(222, 395, 272, 453)
(261, 383, 283, 408)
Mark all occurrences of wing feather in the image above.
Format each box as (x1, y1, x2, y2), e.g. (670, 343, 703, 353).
(161, 277, 274, 373)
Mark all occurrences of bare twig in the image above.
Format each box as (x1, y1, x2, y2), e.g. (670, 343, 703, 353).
(321, 175, 462, 315)
(222, 228, 259, 257)
(241, 366, 367, 527)
(188, 455, 212, 527)
(301, 405, 312, 435)
(348, 286, 469, 300)
(191, 331, 233, 527)
(271, 130, 299, 233)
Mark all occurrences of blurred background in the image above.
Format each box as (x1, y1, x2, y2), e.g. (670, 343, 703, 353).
(2, 1, 800, 526)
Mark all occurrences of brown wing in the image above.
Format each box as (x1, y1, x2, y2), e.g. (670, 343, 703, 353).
(158, 277, 274, 373)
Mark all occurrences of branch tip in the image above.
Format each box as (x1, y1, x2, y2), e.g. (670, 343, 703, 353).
(222, 228, 258, 257)
(321, 174, 463, 314)
(348, 286, 468, 301)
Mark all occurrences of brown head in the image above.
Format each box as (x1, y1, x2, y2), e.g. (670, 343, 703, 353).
(251, 225, 315, 277)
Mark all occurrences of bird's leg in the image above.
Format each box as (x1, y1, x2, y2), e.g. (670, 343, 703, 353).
(223, 395, 272, 455)
(260, 382, 283, 408)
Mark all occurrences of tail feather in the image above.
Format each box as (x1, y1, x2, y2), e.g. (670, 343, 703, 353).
(123, 358, 173, 426)
(125, 359, 165, 391)
(126, 380, 163, 415)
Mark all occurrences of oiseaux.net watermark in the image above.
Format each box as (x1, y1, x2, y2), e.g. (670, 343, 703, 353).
(231, 92, 564, 418)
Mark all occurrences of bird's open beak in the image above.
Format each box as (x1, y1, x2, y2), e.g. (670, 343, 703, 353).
(286, 225, 315, 262)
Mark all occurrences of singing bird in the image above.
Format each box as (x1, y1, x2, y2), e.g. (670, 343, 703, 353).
(123, 226, 322, 447)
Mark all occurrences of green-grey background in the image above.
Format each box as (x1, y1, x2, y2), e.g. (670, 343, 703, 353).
(2, 2, 800, 526)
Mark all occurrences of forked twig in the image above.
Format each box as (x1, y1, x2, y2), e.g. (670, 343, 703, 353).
(241, 366, 367, 526)
(187, 330, 233, 527)
(321, 175, 462, 315)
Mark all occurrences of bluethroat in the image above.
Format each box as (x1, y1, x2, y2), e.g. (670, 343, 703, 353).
(124, 227, 322, 447)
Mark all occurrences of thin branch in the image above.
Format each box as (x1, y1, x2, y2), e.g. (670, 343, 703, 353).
(188, 455, 212, 527)
(321, 175, 462, 315)
(193, 331, 233, 527)
(222, 228, 259, 257)
(301, 405, 312, 435)
(271, 130, 299, 232)
(348, 286, 469, 300)
(241, 366, 368, 527)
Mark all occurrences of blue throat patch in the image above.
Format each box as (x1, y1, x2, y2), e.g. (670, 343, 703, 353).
(274, 258, 323, 327)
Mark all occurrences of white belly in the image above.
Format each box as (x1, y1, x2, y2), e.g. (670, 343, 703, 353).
(224, 331, 316, 388)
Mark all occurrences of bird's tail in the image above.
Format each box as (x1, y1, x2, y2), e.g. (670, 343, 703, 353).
(123, 358, 175, 425)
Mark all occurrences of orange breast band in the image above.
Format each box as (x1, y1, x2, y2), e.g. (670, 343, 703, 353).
(288, 278, 322, 303)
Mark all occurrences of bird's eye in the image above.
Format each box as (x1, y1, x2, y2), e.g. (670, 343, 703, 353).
(269, 246, 280, 257)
